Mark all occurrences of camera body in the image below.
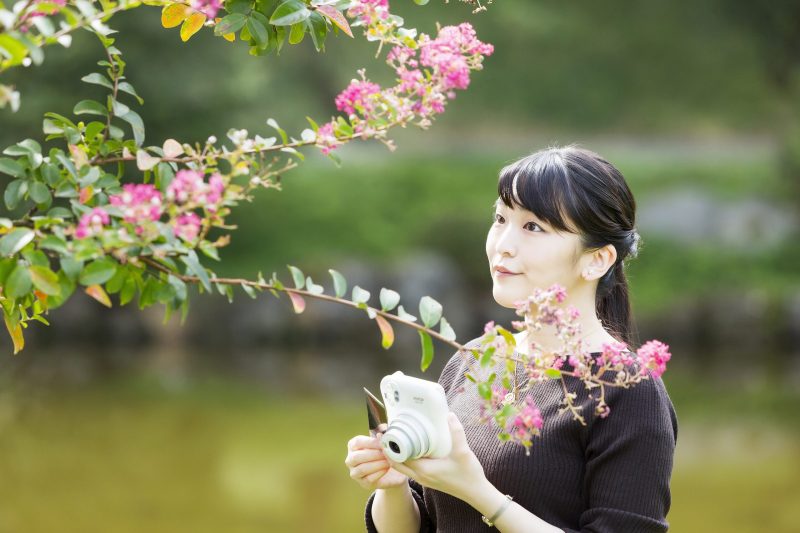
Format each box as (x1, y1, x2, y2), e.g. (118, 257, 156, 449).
(379, 371, 452, 462)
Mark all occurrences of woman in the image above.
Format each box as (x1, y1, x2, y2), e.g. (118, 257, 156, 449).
(344, 146, 678, 532)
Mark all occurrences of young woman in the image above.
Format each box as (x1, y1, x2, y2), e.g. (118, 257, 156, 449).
(344, 146, 678, 532)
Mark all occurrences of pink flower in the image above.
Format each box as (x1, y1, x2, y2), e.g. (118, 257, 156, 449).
(347, 0, 390, 25)
(109, 184, 163, 232)
(636, 340, 671, 378)
(598, 341, 632, 367)
(191, 0, 221, 18)
(505, 396, 543, 440)
(173, 212, 202, 242)
(167, 170, 225, 212)
(483, 320, 496, 334)
(75, 208, 110, 239)
(335, 80, 382, 117)
(316, 122, 340, 155)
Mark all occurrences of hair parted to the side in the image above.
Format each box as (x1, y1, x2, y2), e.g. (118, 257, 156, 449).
(497, 145, 641, 346)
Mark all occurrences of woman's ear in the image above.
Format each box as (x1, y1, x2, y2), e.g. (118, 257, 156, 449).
(581, 244, 617, 281)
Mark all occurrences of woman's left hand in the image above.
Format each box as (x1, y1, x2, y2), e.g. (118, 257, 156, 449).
(385, 412, 488, 502)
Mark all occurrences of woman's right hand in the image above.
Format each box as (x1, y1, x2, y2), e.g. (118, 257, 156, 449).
(345, 426, 409, 491)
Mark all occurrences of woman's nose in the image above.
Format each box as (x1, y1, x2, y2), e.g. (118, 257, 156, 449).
(495, 226, 517, 256)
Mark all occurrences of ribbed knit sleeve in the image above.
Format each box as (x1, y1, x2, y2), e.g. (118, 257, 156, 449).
(562, 376, 678, 533)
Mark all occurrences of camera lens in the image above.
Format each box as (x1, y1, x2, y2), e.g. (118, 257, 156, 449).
(389, 441, 400, 454)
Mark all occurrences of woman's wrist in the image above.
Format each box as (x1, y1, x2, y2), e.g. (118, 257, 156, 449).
(458, 476, 509, 519)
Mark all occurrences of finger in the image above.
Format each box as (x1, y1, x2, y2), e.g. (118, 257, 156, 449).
(447, 412, 468, 448)
(349, 448, 387, 466)
(386, 458, 417, 480)
(348, 435, 383, 451)
(351, 459, 391, 479)
(362, 467, 390, 485)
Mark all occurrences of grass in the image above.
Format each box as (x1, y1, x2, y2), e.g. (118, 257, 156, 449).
(0, 372, 798, 532)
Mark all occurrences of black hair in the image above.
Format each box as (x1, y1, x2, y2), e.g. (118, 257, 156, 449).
(497, 145, 640, 346)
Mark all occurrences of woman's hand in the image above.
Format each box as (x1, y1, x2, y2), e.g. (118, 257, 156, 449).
(345, 425, 409, 491)
(385, 412, 488, 502)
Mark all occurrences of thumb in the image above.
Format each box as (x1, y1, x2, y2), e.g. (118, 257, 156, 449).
(447, 412, 467, 446)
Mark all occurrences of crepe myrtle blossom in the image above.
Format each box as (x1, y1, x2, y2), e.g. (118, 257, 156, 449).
(172, 212, 202, 242)
(335, 79, 382, 116)
(74, 207, 110, 239)
(347, 0, 390, 25)
(190, 0, 222, 18)
(315, 122, 340, 155)
(636, 340, 672, 378)
(108, 184, 163, 234)
(505, 395, 544, 451)
(166, 170, 225, 211)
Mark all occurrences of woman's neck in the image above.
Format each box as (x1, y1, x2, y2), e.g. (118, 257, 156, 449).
(512, 298, 619, 355)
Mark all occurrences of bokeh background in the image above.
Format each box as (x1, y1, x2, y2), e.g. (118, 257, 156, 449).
(1, 1, 799, 531)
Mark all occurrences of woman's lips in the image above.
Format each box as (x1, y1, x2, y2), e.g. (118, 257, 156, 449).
(494, 267, 520, 277)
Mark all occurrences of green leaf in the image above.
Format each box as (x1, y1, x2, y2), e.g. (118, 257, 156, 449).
(287, 265, 305, 289)
(306, 11, 327, 51)
(29, 265, 61, 296)
(305, 276, 324, 295)
(0, 158, 24, 178)
(479, 346, 495, 367)
(397, 305, 416, 322)
(73, 99, 108, 117)
(0, 228, 34, 257)
(289, 21, 305, 44)
(477, 381, 491, 400)
(81, 72, 113, 89)
(269, 0, 311, 26)
(117, 82, 144, 105)
(41, 163, 61, 186)
(181, 250, 211, 292)
(246, 17, 268, 47)
(328, 269, 346, 298)
(419, 295, 443, 328)
(5, 263, 32, 299)
(439, 317, 456, 341)
(4, 180, 27, 210)
(119, 276, 137, 305)
(29, 181, 51, 204)
(379, 288, 400, 312)
(79, 258, 118, 286)
(544, 368, 562, 379)
(61, 257, 83, 281)
(419, 330, 434, 372)
(214, 13, 247, 35)
(352, 285, 370, 304)
(119, 109, 145, 146)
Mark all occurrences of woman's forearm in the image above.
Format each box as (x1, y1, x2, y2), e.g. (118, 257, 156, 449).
(460, 478, 563, 533)
(371, 484, 422, 533)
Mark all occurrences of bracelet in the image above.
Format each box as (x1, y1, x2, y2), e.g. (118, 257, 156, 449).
(481, 494, 513, 527)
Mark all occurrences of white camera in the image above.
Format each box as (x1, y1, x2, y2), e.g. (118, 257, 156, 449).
(379, 371, 452, 462)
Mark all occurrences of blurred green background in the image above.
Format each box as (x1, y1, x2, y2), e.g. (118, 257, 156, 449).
(1, 1, 799, 532)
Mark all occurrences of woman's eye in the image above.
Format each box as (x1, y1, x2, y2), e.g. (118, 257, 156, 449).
(524, 221, 543, 232)
(494, 213, 504, 223)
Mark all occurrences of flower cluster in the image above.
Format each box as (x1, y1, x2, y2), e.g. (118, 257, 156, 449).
(636, 340, 672, 378)
(473, 283, 672, 453)
(190, 0, 221, 19)
(73, 168, 227, 243)
(109, 184, 163, 234)
(503, 396, 544, 452)
(172, 212, 202, 242)
(166, 169, 225, 212)
(19, 0, 66, 30)
(347, 0, 390, 26)
(75, 208, 110, 239)
(335, 80, 382, 116)
(313, 0, 493, 156)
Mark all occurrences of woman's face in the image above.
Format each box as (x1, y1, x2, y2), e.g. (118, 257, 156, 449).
(485, 198, 585, 308)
